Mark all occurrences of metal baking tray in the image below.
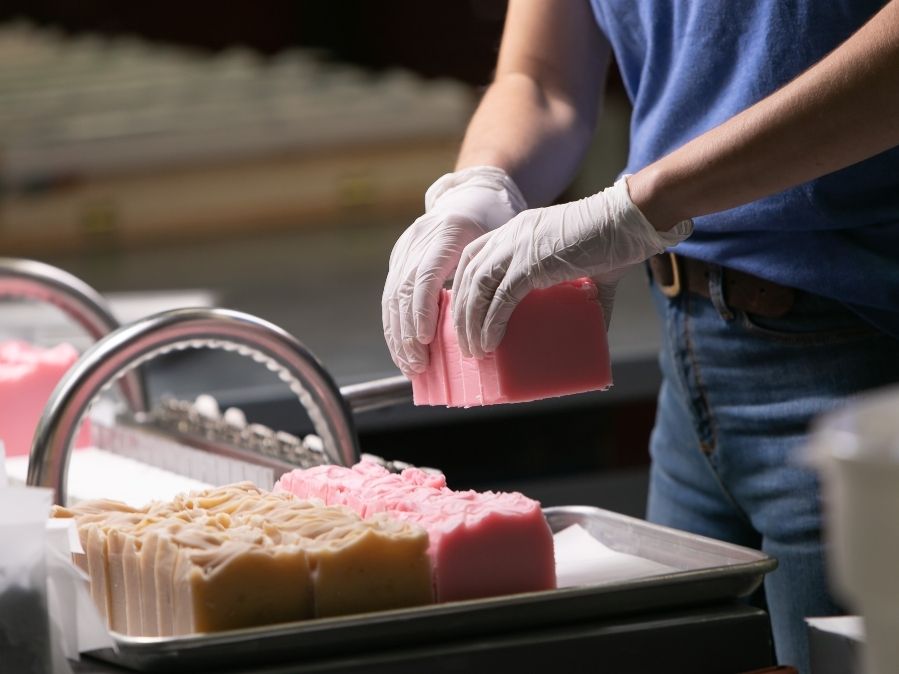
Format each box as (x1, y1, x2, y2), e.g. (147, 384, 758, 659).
(87, 505, 776, 673)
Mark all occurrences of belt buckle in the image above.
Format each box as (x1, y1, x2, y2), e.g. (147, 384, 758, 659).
(658, 252, 682, 298)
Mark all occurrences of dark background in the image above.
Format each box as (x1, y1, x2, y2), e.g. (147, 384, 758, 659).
(1, 1, 510, 86)
(1, 1, 623, 91)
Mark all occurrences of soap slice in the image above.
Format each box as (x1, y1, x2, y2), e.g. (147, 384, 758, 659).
(52, 500, 145, 633)
(400, 492, 557, 602)
(171, 532, 313, 634)
(410, 279, 612, 407)
(275, 460, 556, 602)
(304, 516, 433, 618)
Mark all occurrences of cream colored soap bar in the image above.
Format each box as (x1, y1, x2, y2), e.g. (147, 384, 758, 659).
(307, 516, 433, 618)
(175, 538, 313, 633)
(52, 482, 434, 636)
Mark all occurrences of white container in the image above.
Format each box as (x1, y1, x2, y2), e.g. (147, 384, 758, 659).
(807, 385, 899, 674)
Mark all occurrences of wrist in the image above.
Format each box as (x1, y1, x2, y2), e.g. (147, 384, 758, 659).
(609, 175, 693, 251)
(626, 166, 685, 232)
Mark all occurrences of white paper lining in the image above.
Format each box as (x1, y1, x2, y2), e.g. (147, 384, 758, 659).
(553, 523, 677, 587)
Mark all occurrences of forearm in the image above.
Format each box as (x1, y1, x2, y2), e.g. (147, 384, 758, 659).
(455, 0, 610, 207)
(456, 75, 598, 207)
(629, 0, 899, 230)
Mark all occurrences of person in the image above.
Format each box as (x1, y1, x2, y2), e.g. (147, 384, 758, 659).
(381, 1, 899, 671)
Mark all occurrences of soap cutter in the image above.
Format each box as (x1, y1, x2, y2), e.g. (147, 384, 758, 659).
(26, 306, 413, 505)
(87, 374, 417, 495)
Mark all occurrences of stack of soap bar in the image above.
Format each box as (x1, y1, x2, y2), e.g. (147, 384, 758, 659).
(0, 340, 91, 456)
(52, 482, 433, 636)
(411, 278, 612, 407)
(275, 460, 557, 602)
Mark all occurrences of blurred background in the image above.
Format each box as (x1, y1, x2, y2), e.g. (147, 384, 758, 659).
(0, 2, 658, 514)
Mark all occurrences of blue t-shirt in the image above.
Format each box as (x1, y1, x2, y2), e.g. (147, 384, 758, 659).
(589, 0, 899, 336)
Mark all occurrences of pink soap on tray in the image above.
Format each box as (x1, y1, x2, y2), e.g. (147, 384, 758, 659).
(275, 459, 556, 602)
(411, 278, 612, 407)
(0, 341, 91, 457)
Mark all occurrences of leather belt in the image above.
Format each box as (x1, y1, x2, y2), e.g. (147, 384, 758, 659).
(648, 253, 796, 318)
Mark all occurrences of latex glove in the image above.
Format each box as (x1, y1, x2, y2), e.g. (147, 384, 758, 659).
(382, 166, 527, 375)
(452, 176, 693, 358)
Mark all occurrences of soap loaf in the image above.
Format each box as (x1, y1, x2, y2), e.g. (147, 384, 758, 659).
(52, 482, 433, 635)
(411, 279, 612, 407)
(275, 460, 557, 602)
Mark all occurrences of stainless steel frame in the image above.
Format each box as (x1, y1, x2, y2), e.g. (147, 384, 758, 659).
(340, 375, 411, 414)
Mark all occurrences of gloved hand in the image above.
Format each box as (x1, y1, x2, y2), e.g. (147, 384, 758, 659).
(382, 166, 527, 375)
(452, 176, 693, 359)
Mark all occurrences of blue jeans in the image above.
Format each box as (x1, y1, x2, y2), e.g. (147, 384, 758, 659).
(646, 269, 899, 674)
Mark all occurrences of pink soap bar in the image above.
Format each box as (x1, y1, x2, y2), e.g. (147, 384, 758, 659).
(275, 460, 556, 602)
(0, 341, 91, 457)
(411, 278, 612, 407)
